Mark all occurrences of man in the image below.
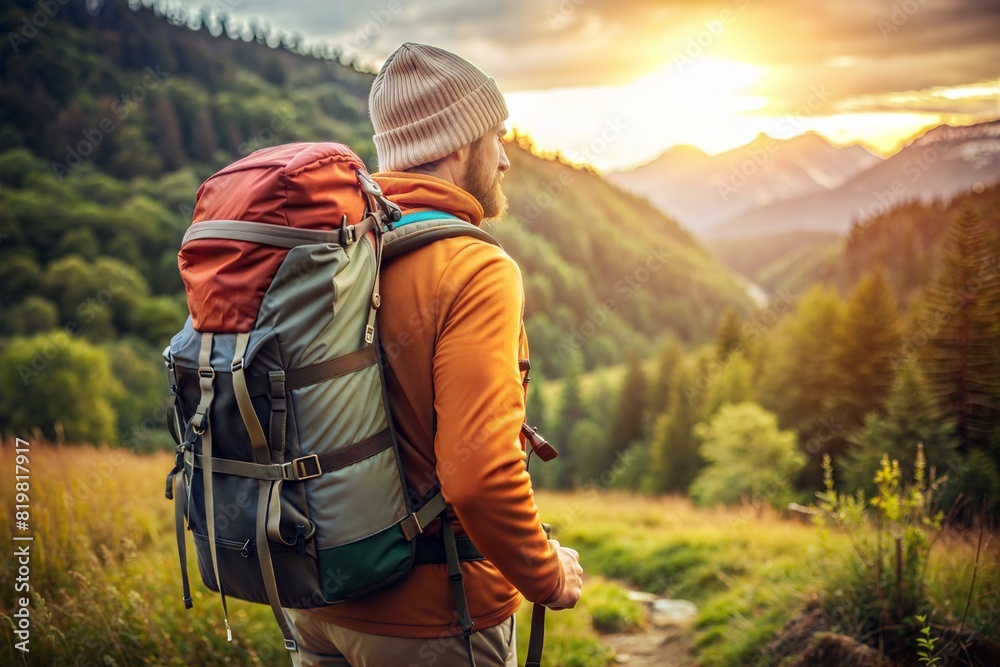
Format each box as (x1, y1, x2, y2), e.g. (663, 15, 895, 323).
(283, 43, 584, 666)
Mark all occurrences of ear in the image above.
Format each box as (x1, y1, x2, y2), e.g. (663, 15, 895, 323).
(453, 142, 473, 168)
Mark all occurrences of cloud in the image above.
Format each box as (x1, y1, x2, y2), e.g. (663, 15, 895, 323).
(830, 81, 1000, 117)
(179, 0, 999, 110)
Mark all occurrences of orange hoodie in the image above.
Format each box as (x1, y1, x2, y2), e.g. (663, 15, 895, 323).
(296, 172, 564, 638)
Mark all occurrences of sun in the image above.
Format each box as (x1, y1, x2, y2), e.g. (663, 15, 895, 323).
(616, 58, 767, 151)
(624, 58, 767, 118)
(506, 58, 769, 172)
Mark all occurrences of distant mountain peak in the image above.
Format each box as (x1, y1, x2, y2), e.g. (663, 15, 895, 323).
(911, 119, 1000, 147)
(623, 143, 708, 173)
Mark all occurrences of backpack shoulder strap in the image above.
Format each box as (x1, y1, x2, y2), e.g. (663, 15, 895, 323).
(383, 217, 501, 261)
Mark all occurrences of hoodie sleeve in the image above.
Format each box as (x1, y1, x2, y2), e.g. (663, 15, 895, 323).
(431, 241, 564, 606)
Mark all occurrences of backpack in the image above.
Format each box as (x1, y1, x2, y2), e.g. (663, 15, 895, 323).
(161, 142, 507, 654)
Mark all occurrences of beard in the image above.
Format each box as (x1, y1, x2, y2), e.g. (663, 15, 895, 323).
(462, 145, 508, 220)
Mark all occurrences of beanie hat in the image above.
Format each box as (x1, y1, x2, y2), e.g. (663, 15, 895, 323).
(369, 42, 509, 172)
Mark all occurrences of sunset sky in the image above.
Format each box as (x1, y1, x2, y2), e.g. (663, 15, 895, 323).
(181, 0, 999, 172)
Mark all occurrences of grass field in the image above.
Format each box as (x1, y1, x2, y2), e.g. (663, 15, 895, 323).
(1, 441, 996, 666)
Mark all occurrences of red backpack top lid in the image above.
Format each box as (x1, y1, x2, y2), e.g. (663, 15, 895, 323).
(179, 143, 370, 332)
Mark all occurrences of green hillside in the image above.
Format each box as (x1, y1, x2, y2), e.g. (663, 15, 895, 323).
(728, 185, 1000, 300)
(0, 0, 752, 444)
(495, 140, 752, 376)
(707, 229, 842, 293)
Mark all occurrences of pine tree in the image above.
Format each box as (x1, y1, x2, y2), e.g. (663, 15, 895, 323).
(148, 96, 186, 171)
(757, 285, 844, 489)
(828, 267, 904, 439)
(650, 359, 704, 493)
(647, 335, 682, 422)
(188, 106, 219, 163)
(715, 306, 744, 359)
(552, 350, 586, 489)
(602, 349, 648, 474)
(701, 351, 754, 421)
(918, 202, 1000, 454)
(843, 357, 958, 495)
(525, 364, 548, 429)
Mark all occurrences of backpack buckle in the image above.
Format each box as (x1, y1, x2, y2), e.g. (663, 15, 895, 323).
(283, 454, 322, 481)
(357, 170, 383, 196)
(340, 224, 357, 246)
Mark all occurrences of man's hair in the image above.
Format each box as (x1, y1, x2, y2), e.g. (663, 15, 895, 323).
(405, 155, 449, 175)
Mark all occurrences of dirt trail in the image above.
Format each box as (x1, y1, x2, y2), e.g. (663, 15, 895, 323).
(598, 592, 698, 666)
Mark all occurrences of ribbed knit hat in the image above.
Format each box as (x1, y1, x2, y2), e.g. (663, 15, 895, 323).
(370, 42, 509, 172)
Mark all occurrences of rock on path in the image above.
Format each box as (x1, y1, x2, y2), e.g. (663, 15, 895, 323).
(599, 591, 698, 666)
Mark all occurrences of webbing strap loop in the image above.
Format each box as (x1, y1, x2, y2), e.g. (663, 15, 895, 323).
(173, 469, 193, 609)
(233, 332, 270, 464)
(196, 332, 232, 642)
(265, 479, 317, 547)
(268, 371, 287, 463)
(257, 479, 298, 652)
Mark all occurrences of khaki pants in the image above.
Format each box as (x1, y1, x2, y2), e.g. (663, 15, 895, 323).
(282, 611, 517, 667)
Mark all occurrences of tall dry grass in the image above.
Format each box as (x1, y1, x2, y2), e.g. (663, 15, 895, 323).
(1, 443, 994, 666)
(0, 440, 286, 666)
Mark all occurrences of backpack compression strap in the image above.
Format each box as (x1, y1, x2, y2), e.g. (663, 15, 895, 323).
(192, 333, 235, 643)
(182, 216, 381, 248)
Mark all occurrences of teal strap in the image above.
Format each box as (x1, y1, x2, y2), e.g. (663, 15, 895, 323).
(391, 210, 460, 230)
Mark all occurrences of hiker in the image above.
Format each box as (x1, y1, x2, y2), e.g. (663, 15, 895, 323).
(281, 42, 585, 666)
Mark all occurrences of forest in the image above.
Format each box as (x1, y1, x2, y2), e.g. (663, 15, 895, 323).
(0, 0, 997, 514)
(1, 1, 998, 665)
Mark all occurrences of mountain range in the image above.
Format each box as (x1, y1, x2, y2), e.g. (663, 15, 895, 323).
(608, 132, 880, 236)
(611, 122, 1000, 241)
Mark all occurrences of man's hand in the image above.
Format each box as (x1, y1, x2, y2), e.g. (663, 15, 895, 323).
(547, 539, 583, 610)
